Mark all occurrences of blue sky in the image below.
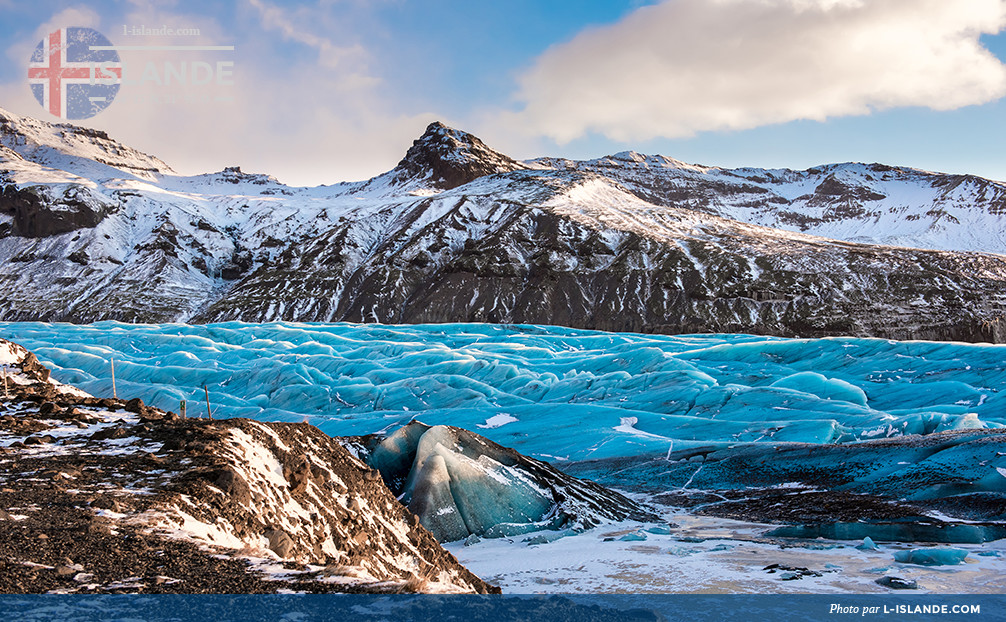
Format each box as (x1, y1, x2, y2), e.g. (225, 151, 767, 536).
(3, 0, 1006, 185)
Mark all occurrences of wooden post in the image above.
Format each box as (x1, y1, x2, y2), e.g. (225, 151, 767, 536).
(204, 386, 212, 419)
(110, 358, 117, 399)
(180, 400, 187, 419)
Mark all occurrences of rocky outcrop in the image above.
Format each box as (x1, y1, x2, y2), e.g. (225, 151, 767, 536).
(392, 121, 526, 189)
(0, 339, 497, 594)
(192, 183, 1006, 343)
(1, 184, 113, 238)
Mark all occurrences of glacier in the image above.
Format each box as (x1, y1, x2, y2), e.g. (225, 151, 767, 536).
(2, 321, 1002, 454)
(2, 320, 1006, 534)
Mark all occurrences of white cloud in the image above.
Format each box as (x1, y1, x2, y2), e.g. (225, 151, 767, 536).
(246, 0, 371, 72)
(5, 6, 102, 67)
(510, 0, 1006, 143)
(33, 6, 102, 36)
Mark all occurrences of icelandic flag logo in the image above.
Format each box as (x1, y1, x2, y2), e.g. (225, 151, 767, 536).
(28, 27, 121, 120)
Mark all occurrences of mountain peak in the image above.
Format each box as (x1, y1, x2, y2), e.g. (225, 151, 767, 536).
(0, 107, 173, 180)
(393, 121, 525, 190)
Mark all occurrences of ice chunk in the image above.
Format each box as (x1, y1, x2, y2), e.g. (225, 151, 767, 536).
(406, 427, 554, 538)
(372, 421, 653, 541)
(368, 420, 430, 491)
(523, 530, 573, 546)
(893, 548, 969, 566)
(856, 536, 879, 550)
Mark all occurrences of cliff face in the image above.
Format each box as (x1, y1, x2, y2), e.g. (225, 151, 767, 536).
(0, 338, 497, 594)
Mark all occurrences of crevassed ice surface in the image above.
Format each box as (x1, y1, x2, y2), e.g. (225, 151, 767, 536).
(2, 321, 1003, 463)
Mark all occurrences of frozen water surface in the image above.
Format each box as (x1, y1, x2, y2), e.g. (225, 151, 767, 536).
(446, 512, 1006, 594)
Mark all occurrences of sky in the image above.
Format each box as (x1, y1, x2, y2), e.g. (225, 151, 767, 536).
(2, 0, 1006, 186)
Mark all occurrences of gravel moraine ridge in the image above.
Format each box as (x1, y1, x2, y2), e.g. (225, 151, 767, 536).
(0, 338, 497, 594)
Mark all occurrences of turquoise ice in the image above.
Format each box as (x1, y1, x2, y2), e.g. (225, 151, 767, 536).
(894, 548, 969, 566)
(2, 320, 1003, 466)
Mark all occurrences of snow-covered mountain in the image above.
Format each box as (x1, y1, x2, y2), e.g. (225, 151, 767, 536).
(4, 106, 1006, 341)
(533, 152, 1006, 254)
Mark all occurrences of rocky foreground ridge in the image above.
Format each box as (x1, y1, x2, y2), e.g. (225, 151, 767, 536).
(4, 109, 1006, 341)
(0, 338, 498, 594)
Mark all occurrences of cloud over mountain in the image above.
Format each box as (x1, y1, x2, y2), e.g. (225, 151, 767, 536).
(512, 0, 1006, 142)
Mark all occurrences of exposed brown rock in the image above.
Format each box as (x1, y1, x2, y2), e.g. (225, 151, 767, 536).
(0, 339, 499, 594)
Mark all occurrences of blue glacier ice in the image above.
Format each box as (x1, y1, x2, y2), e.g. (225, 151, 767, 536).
(403, 424, 554, 541)
(2, 320, 1006, 521)
(368, 421, 650, 541)
(856, 537, 879, 551)
(894, 548, 969, 566)
(3, 321, 1003, 457)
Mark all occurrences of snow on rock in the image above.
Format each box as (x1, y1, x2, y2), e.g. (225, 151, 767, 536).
(0, 107, 173, 181)
(134, 418, 494, 592)
(0, 337, 88, 398)
(0, 339, 497, 594)
(0, 338, 28, 366)
(537, 153, 1006, 255)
